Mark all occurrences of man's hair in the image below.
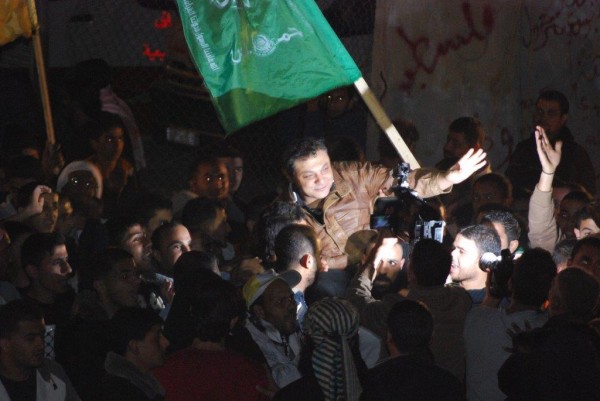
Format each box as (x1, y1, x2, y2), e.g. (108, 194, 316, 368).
(409, 239, 451, 286)
(474, 173, 512, 203)
(274, 224, 318, 273)
(537, 89, 569, 115)
(481, 210, 521, 243)
(84, 111, 125, 142)
(282, 137, 328, 179)
(105, 214, 141, 247)
(151, 221, 184, 251)
(120, 192, 172, 227)
(554, 268, 599, 321)
(553, 239, 577, 267)
(187, 155, 225, 182)
(387, 300, 433, 354)
(570, 236, 600, 261)
(0, 299, 44, 338)
(512, 248, 556, 307)
(189, 278, 244, 342)
(575, 203, 600, 229)
(108, 307, 163, 356)
(172, 251, 219, 291)
(212, 143, 243, 159)
(459, 225, 501, 257)
(79, 248, 134, 291)
(21, 232, 66, 270)
(16, 181, 46, 210)
(181, 198, 222, 234)
(448, 117, 484, 147)
(562, 190, 592, 205)
(255, 201, 305, 267)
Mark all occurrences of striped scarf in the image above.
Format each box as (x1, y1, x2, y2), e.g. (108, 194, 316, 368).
(304, 298, 361, 401)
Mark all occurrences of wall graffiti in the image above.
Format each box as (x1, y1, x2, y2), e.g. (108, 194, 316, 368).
(521, 0, 598, 51)
(395, 2, 494, 93)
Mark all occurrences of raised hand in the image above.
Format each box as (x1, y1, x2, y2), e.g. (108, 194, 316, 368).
(535, 125, 562, 174)
(443, 148, 487, 185)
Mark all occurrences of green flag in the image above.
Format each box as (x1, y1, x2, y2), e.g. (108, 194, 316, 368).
(176, 0, 362, 133)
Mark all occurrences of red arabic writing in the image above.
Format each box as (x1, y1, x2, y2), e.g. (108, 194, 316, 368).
(142, 43, 166, 61)
(154, 11, 172, 29)
(395, 2, 494, 93)
(521, 0, 598, 51)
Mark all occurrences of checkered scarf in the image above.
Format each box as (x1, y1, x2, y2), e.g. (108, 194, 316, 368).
(304, 298, 361, 401)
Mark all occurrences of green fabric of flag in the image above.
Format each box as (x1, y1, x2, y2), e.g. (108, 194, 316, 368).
(175, 0, 362, 133)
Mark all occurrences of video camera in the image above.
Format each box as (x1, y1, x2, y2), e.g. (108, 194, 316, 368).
(479, 249, 514, 299)
(370, 162, 445, 244)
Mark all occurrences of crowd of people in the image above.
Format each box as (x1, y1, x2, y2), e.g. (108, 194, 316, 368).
(1, 71, 600, 401)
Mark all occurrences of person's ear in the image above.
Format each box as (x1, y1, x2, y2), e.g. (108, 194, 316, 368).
(127, 339, 140, 356)
(229, 316, 239, 330)
(93, 279, 107, 296)
(299, 254, 311, 269)
(24, 264, 39, 280)
(560, 113, 568, 126)
(251, 304, 266, 320)
(509, 240, 519, 254)
(574, 228, 582, 240)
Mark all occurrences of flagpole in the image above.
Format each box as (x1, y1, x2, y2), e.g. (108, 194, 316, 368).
(353, 77, 420, 169)
(26, 0, 55, 145)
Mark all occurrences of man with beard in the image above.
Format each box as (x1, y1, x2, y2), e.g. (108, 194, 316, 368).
(243, 269, 302, 388)
(506, 90, 596, 197)
(273, 224, 320, 329)
(346, 235, 406, 342)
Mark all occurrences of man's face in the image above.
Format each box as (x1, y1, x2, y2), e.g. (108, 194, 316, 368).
(0, 319, 46, 371)
(189, 162, 229, 200)
(156, 225, 192, 275)
(145, 208, 173, 238)
(94, 126, 125, 162)
(575, 218, 600, 239)
(121, 224, 152, 272)
(322, 87, 352, 119)
(569, 244, 600, 281)
(33, 245, 72, 295)
(292, 149, 334, 205)
(472, 182, 507, 213)
(259, 279, 297, 336)
(218, 156, 244, 194)
(371, 243, 404, 291)
(534, 98, 567, 137)
(450, 234, 482, 285)
(556, 199, 587, 240)
(102, 257, 141, 308)
(136, 324, 169, 370)
(443, 131, 470, 159)
(64, 170, 98, 200)
(29, 192, 59, 233)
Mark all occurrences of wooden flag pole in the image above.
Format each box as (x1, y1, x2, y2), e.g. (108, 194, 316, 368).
(26, 0, 55, 145)
(353, 77, 420, 169)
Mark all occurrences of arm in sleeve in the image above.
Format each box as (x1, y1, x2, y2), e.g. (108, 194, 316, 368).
(528, 185, 557, 252)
